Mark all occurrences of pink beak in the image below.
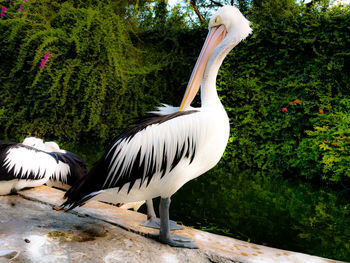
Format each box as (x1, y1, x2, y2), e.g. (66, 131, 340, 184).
(179, 25, 227, 111)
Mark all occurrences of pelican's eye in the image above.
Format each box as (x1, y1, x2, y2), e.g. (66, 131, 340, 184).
(213, 16, 222, 26)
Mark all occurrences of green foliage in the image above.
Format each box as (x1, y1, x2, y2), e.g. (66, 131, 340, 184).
(218, 2, 350, 187)
(293, 98, 350, 183)
(0, 0, 165, 143)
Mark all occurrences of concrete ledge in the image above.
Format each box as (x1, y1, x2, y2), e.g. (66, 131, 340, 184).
(1, 185, 344, 263)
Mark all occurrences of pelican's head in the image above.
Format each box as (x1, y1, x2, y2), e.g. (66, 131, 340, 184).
(209, 5, 252, 43)
(179, 6, 252, 111)
(22, 137, 46, 151)
(44, 141, 61, 152)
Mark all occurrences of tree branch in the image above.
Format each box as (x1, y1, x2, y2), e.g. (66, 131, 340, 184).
(190, 0, 204, 23)
(209, 0, 223, 7)
(305, 0, 324, 8)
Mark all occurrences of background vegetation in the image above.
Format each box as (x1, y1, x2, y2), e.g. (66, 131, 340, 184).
(1, 0, 349, 260)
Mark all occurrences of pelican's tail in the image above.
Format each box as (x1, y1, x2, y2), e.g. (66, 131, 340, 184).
(60, 183, 101, 211)
(60, 159, 106, 211)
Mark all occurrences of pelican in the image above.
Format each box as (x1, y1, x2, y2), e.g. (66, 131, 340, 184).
(0, 137, 88, 195)
(61, 6, 252, 248)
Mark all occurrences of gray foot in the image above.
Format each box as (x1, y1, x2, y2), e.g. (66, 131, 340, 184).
(149, 233, 199, 249)
(162, 236, 199, 249)
(165, 238, 199, 249)
(142, 218, 183, 230)
(171, 233, 193, 242)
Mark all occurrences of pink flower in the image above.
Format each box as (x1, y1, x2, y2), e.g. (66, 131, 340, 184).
(40, 51, 53, 69)
(1, 6, 8, 18)
(18, 4, 23, 12)
(282, 107, 287, 112)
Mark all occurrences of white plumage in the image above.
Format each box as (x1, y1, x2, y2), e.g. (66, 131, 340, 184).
(4, 147, 59, 179)
(22, 137, 46, 151)
(95, 107, 229, 204)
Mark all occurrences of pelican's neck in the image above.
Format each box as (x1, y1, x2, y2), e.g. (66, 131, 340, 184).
(201, 36, 236, 108)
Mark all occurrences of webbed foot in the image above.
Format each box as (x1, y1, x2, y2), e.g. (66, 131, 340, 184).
(161, 235, 199, 249)
(149, 233, 198, 249)
(142, 218, 183, 230)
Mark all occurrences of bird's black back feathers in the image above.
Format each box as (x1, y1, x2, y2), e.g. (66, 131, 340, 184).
(62, 110, 199, 210)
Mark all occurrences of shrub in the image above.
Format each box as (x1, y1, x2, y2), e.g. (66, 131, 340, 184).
(0, 0, 162, 143)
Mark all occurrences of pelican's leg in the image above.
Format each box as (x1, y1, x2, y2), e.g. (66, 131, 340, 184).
(147, 199, 157, 220)
(142, 199, 159, 229)
(142, 199, 183, 230)
(159, 197, 198, 249)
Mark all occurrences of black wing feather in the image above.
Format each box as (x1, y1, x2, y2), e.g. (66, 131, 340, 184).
(48, 151, 88, 186)
(62, 110, 199, 210)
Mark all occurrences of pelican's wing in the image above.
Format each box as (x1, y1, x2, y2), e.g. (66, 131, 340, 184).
(62, 109, 204, 209)
(0, 140, 58, 181)
(102, 110, 200, 191)
(48, 151, 88, 186)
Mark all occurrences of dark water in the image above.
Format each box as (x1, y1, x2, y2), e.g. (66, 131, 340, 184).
(169, 168, 350, 262)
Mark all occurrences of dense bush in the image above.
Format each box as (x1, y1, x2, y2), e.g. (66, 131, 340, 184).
(1, 0, 350, 261)
(0, 0, 171, 143)
(219, 2, 350, 186)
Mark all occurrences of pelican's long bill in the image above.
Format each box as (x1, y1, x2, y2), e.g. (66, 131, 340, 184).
(179, 25, 227, 111)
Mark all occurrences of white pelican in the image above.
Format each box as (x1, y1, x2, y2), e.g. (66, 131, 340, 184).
(61, 6, 252, 248)
(0, 137, 88, 195)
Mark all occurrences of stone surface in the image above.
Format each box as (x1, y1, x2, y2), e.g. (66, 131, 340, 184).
(0, 186, 345, 263)
(1, 195, 209, 263)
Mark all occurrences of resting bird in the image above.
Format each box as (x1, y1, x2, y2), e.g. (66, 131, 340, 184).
(61, 6, 252, 248)
(0, 137, 88, 195)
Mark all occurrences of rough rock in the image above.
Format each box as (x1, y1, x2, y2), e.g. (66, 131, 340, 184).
(0, 186, 344, 263)
(1, 196, 209, 263)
